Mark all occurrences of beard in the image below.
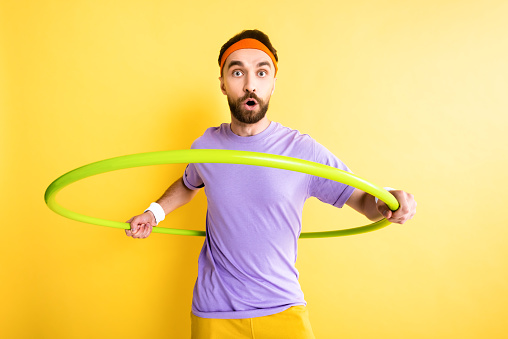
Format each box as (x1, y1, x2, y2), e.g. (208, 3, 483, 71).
(228, 92, 270, 124)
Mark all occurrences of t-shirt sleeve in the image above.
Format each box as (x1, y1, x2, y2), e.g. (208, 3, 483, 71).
(182, 140, 205, 190)
(183, 163, 204, 190)
(309, 140, 355, 208)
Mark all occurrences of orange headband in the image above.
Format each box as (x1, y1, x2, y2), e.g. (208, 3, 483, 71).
(220, 38, 278, 76)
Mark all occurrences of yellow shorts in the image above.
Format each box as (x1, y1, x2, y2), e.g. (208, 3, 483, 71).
(190, 305, 316, 339)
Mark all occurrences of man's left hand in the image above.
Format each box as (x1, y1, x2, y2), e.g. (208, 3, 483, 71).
(376, 190, 417, 224)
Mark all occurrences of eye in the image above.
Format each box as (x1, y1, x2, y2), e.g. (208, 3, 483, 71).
(233, 70, 243, 77)
(258, 70, 267, 77)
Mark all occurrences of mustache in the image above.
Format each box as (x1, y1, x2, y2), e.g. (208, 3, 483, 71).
(240, 92, 261, 102)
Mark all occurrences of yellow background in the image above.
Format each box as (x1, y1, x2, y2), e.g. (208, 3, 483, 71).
(1, 1, 507, 338)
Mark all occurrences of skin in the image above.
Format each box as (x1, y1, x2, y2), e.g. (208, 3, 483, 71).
(126, 48, 417, 239)
(125, 177, 197, 238)
(220, 49, 276, 136)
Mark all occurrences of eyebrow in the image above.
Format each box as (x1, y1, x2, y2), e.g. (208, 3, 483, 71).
(256, 61, 272, 69)
(227, 60, 273, 70)
(227, 60, 244, 69)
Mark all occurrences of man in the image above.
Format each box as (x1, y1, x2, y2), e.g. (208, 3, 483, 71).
(126, 29, 416, 339)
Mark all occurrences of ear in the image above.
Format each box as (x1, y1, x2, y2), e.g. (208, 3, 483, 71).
(219, 76, 227, 95)
(271, 77, 277, 95)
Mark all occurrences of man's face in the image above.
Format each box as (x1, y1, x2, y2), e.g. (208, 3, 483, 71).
(220, 49, 277, 124)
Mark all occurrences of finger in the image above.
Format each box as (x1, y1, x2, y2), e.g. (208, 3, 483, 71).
(390, 209, 411, 224)
(132, 224, 144, 238)
(391, 193, 410, 217)
(142, 223, 152, 238)
(134, 224, 145, 239)
(137, 223, 151, 239)
(376, 201, 392, 219)
(125, 220, 133, 236)
(384, 191, 417, 224)
(130, 221, 140, 234)
(408, 205, 417, 220)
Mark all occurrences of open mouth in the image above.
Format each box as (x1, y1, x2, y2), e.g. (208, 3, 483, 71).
(242, 97, 259, 111)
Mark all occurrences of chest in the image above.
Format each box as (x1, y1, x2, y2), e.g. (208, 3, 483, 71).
(197, 162, 310, 207)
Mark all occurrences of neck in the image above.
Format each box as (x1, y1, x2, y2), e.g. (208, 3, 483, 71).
(230, 116, 271, 137)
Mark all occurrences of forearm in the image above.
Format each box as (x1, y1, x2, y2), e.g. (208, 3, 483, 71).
(346, 189, 384, 221)
(127, 177, 199, 238)
(346, 187, 416, 224)
(360, 193, 385, 221)
(156, 176, 199, 216)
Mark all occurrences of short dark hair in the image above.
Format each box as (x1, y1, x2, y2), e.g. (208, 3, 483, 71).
(218, 29, 278, 72)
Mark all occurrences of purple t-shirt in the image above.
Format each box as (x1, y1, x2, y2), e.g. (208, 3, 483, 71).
(183, 122, 355, 319)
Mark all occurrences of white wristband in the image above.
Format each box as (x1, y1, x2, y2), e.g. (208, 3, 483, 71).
(144, 202, 166, 225)
(375, 187, 396, 204)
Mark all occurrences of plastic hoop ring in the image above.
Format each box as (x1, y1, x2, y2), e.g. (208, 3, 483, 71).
(44, 149, 399, 238)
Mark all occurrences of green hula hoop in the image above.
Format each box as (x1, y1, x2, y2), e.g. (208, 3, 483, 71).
(44, 149, 399, 238)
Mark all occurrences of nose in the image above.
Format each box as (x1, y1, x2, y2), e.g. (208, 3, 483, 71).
(243, 73, 256, 93)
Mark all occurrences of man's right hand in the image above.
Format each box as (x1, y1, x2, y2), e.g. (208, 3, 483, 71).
(125, 211, 156, 239)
